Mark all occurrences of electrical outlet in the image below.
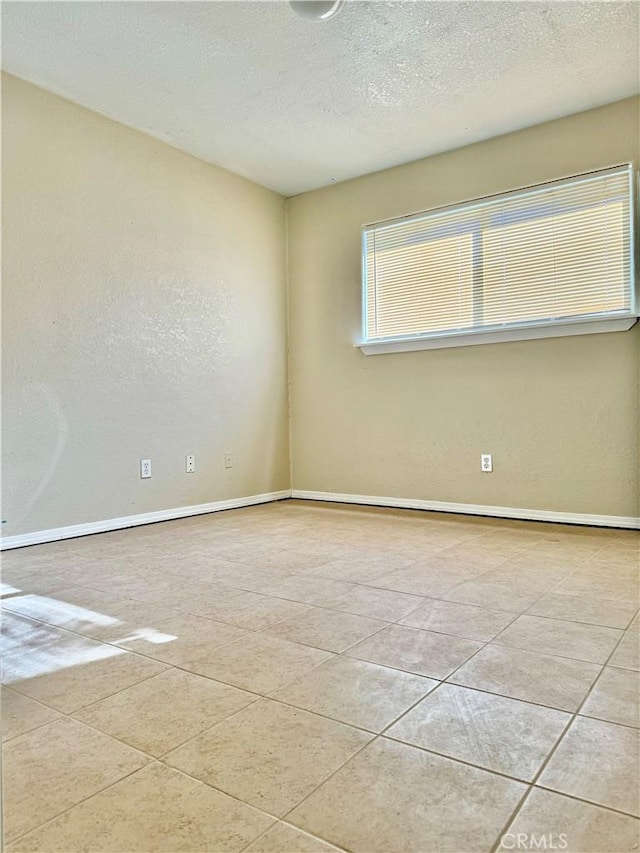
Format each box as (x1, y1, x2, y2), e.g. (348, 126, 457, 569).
(481, 454, 493, 473)
(224, 451, 233, 469)
(140, 458, 152, 479)
(186, 454, 195, 473)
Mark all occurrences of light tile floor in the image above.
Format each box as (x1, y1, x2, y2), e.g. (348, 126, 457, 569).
(1, 499, 639, 852)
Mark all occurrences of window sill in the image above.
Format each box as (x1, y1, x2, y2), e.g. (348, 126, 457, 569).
(357, 316, 638, 355)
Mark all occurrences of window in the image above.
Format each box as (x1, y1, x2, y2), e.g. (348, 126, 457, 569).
(360, 164, 637, 354)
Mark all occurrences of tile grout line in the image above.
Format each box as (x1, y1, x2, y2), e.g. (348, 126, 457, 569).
(7, 689, 288, 848)
(161, 761, 284, 824)
(258, 614, 398, 656)
(572, 608, 640, 721)
(7, 756, 285, 851)
(154, 693, 271, 761)
(171, 643, 337, 699)
(487, 606, 640, 851)
(8, 621, 637, 799)
(236, 819, 350, 853)
(4, 568, 636, 692)
(6, 528, 636, 637)
(9, 573, 635, 675)
(0, 685, 67, 744)
(266, 574, 637, 850)
(266, 677, 440, 739)
(6, 584, 636, 730)
(277, 733, 379, 835)
(12, 702, 636, 853)
(277, 819, 352, 853)
(5, 655, 175, 718)
(4, 759, 156, 847)
(488, 784, 535, 853)
(5, 669, 207, 763)
(4, 508, 637, 851)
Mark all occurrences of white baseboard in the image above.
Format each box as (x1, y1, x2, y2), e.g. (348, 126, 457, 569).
(3, 487, 637, 549)
(290, 490, 640, 530)
(0, 490, 292, 550)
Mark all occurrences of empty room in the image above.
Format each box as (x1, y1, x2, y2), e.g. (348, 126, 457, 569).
(1, 1, 639, 851)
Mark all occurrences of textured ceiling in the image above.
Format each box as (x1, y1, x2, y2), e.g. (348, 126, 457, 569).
(2, 1, 639, 196)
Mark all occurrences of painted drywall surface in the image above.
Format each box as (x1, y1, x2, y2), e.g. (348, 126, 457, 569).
(2, 74, 289, 536)
(288, 97, 640, 518)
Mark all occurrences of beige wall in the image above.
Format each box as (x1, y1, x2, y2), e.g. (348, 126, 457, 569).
(2, 74, 290, 536)
(3, 75, 638, 537)
(288, 97, 640, 518)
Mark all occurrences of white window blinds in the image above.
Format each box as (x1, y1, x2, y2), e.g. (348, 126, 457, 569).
(363, 165, 636, 345)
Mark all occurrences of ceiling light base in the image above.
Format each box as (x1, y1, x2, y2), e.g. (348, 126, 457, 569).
(289, 1, 344, 22)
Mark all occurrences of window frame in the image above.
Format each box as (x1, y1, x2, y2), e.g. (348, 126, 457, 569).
(358, 164, 639, 355)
